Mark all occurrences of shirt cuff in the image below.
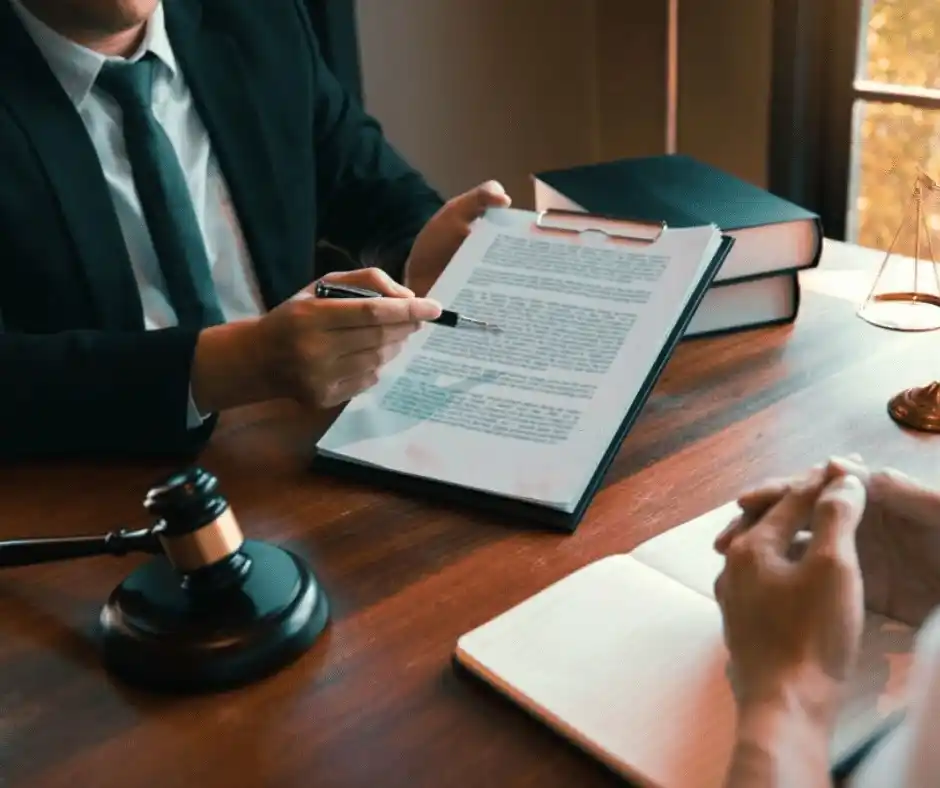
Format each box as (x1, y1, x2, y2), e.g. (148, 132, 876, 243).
(186, 385, 210, 429)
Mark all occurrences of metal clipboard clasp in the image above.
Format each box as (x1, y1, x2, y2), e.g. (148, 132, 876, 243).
(534, 209, 666, 244)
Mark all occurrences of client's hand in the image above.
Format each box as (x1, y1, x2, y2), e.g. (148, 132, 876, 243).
(717, 476, 869, 788)
(727, 457, 940, 628)
(715, 473, 867, 722)
(254, 267, 440, 408)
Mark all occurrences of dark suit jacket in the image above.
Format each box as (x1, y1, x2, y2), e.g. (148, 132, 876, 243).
(0, 0, 444, 460)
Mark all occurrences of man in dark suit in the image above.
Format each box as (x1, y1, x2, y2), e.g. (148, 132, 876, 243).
(0, 0, 512, 459)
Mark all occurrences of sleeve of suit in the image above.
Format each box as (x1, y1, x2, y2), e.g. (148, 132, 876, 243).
(0, 318, 213, 459)
(295, 2, 446, 281)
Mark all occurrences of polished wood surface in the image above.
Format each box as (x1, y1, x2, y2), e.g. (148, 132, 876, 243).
(1, 240, 938, 788)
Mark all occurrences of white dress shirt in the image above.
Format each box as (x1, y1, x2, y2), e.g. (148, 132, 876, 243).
(9, 0, 266, 426)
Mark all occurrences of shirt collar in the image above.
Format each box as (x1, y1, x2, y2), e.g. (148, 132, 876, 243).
(8, 0, 178, 107)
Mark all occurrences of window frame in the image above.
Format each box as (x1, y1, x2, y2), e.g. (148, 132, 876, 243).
(769, 0, 940, 242)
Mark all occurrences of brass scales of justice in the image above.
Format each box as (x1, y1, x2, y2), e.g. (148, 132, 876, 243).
(857, 167, 940, 432)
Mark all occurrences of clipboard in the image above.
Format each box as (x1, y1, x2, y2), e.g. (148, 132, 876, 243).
(311, 208, 735, 532)
(534, 208, 667, 243)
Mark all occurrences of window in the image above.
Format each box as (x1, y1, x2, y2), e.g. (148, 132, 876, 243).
(769, 0, 940, 256)
(848, 1, 940, 256)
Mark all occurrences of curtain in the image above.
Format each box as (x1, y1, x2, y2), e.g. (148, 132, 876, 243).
(767, 0, 859, 239)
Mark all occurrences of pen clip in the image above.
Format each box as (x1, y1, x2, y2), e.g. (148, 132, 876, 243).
(314, 282, 382, 299)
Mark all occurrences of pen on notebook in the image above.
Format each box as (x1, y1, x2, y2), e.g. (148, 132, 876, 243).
(830, 711, 906, 780)
(314, 281, 503, 333)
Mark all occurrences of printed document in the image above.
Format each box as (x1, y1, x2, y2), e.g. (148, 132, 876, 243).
(316, 208, 723, 512)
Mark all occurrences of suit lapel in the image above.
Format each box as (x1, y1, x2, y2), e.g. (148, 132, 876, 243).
(164, 0, 292, 309)
(0, 1, 143, 328)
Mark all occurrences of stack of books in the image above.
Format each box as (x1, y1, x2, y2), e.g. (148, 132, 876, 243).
(533, 154, 823, 338)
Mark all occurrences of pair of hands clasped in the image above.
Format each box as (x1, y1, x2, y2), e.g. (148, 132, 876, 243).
(715, 455, 940, 732)
(205, 181, 511, 412)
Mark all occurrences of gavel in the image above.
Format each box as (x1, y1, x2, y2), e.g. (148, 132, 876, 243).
(0, 467, 329, 693)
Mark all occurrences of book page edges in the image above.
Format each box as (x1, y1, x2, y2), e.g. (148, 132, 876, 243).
(532, 178, 818, 283)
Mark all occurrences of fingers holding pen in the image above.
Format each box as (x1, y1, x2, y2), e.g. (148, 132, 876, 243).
(715, 455, 869, 555)
(256, 269, 440, 410)
(804, 474, 867, 565)
(715, 463, 827, 556)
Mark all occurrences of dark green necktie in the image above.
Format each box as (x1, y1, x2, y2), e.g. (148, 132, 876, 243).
(96, 56, 225, 327)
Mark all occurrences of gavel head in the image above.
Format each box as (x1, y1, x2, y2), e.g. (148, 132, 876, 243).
(143, 467, 249, 587)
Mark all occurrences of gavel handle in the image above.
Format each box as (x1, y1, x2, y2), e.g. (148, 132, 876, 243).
(0, 526, 165, 568)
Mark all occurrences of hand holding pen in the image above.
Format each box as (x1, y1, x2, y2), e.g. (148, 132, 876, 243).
(211, 269, 445, 413)
(193, 266, 501, 421)
(314, 281, 502, 332)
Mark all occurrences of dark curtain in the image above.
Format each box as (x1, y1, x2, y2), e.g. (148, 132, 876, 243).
(767, 0, 860, 240)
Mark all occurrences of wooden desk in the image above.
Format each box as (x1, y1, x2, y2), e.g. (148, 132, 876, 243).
(1, 240, 938, 788)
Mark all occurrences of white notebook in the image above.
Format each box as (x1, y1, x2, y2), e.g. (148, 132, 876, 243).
(454, 502, 915, 788)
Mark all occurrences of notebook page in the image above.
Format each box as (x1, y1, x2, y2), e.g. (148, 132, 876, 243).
(630, 501, 916, 762)
(317, 209, 723, 511)
(629, 501, 741, 599)
(455, 555, 738, 788)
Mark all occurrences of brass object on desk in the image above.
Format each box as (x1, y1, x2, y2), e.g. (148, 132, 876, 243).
(857, 169, 940, 433)
(888, 382, 940, 433)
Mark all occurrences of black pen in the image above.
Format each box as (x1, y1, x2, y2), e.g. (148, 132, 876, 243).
(830, 711, 906, 780)
(314, 281, 502, 333)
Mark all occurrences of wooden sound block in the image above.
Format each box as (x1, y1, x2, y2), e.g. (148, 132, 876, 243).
(98, 540, 329, 693)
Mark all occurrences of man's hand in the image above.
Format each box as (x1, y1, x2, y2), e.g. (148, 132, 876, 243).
(727, 457, 940, 628)
(403, 180, 512, 296)
(717, 474, 867, 788)
(191, 268, 441, 413)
